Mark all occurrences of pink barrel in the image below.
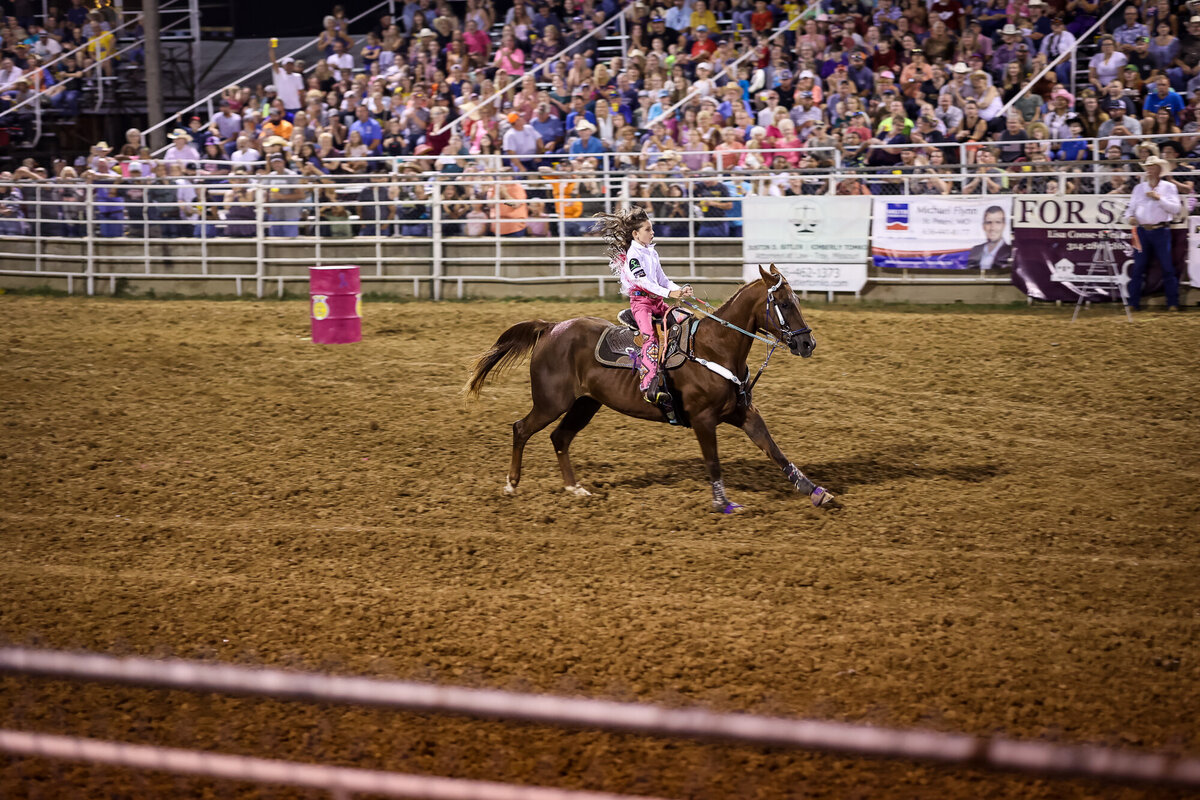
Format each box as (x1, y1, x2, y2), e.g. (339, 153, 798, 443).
(309, 266, 362, 344)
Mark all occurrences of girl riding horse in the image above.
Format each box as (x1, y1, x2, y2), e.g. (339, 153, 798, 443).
(592, 207, 694, 405)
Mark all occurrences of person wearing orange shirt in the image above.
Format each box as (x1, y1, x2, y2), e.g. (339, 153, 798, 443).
(261, 106, 294, 141)
(538, 167, 584, 235)
(489, 179, 528, 236)
(712, 127, 746, 170)
(898, 48, 935, 99)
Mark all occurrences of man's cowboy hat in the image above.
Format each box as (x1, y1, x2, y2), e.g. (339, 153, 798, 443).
(91, 141, 112, 152)
(575, 118, 596, 132)
(169, 129, 192, 141)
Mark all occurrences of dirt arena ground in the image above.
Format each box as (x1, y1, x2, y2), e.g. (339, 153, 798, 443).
(1, 294, 1198, 799)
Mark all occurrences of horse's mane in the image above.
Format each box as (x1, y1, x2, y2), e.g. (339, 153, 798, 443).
(714, 277, 765, 317)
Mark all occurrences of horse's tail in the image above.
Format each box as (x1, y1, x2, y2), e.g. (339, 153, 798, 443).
(462, 320, 555, 398)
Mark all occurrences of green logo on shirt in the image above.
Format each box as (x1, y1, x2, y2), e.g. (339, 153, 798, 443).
(630, 257, 645, 277)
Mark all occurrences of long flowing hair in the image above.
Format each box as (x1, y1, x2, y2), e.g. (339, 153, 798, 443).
(591, 206, 649, 269)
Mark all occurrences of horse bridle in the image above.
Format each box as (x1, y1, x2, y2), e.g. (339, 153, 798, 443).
(679, 275, 815, 405)
(764, 273, 813, 347)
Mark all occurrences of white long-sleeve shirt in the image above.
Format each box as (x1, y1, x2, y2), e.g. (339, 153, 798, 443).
(618, 240, 680, 298)
(1041, 29, 1077, 60)
(1123, 179, 1182, 226)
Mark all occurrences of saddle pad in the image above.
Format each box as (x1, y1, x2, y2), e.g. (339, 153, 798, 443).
(594, 324, 688, 370)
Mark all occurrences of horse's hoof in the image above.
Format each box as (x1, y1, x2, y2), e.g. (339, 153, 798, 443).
(504, 478, 517, 496)
(714, 502, 745, 514)
(565, 484, 592, 497)
(810, 487, 836, 507)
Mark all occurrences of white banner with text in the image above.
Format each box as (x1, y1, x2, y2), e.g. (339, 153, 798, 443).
(742, 196, 871, 292)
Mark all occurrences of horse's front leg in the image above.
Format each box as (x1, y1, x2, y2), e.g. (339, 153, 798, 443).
(694, 415, 743, 514)
(740, 405, 835, 508)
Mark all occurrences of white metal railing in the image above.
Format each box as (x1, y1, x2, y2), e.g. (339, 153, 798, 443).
(2, 648, 1199, 789)
(0, 730, 667, 800)
(0, 161, 1159, 299)
(0, 142, 1191, 298)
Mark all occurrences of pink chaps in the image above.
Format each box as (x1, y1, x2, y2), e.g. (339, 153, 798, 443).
(631, 293, 668, 392)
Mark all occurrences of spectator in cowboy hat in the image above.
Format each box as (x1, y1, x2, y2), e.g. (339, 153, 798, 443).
(568, 118, 605, 155)
(162, 129, 199, 163)
(1123, 155, 1182, 311)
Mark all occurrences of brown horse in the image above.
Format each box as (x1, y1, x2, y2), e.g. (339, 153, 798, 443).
(464, 265, 835, 512)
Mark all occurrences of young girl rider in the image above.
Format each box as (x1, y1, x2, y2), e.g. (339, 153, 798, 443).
(593, 206, 694, 404)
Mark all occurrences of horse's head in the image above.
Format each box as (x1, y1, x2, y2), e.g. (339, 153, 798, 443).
(758, 264, 816, 358)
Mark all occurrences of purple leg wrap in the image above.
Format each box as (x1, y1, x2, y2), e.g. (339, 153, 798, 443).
(783, 462, 816, 495)
(711, 479, 743, 513)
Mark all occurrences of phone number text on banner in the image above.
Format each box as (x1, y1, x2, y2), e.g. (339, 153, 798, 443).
(871, 196, 1015, 270)
(741, 196, 870, 292)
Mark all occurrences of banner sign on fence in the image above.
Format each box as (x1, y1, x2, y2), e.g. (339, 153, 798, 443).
(1187, 216, 1200, 290)
(742, 196, 870, 292)
(1010, 196, 1186, 303)
(871, 196, 1015, 270)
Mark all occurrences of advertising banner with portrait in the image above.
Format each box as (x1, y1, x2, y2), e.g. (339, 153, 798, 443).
(742, 196, 871, 292)
(870, 196, 1015, 270)
(1010, 196, 1187, 303)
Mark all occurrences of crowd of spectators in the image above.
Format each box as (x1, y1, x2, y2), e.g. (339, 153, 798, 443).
(4, 0, 1200, 239)
(0, 1, 134, 142)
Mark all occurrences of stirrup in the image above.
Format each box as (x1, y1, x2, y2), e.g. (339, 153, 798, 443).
(643, 388, 670, 405)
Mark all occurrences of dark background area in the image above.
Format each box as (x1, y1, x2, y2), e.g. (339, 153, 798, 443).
(222, 0, 511, 38)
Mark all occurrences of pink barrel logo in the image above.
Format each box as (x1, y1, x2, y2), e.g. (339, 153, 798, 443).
(309, 266, 362, 344)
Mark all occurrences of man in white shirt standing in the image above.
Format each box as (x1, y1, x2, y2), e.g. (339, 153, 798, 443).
(1123, 156, 1182, 311)
(326, 39, 355, 85)
(269, 45, 305, 115)
(1041, 16, 1077, 86)
(501, 111, 542, 173)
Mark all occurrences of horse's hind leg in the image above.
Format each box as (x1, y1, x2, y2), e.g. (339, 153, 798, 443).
(550, 396, 601, 496)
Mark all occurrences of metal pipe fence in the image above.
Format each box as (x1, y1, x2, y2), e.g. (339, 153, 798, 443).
(0, 729, 669, 800)
(0, 147, 1186, 297)
(2, 647, 1199, 790)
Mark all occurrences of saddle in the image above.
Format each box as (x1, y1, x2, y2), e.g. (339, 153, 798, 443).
(594, 306, 695, 369)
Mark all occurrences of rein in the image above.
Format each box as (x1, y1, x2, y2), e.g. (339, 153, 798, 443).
(682, 297, 779, 347)
(679, 276, 806, 401)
